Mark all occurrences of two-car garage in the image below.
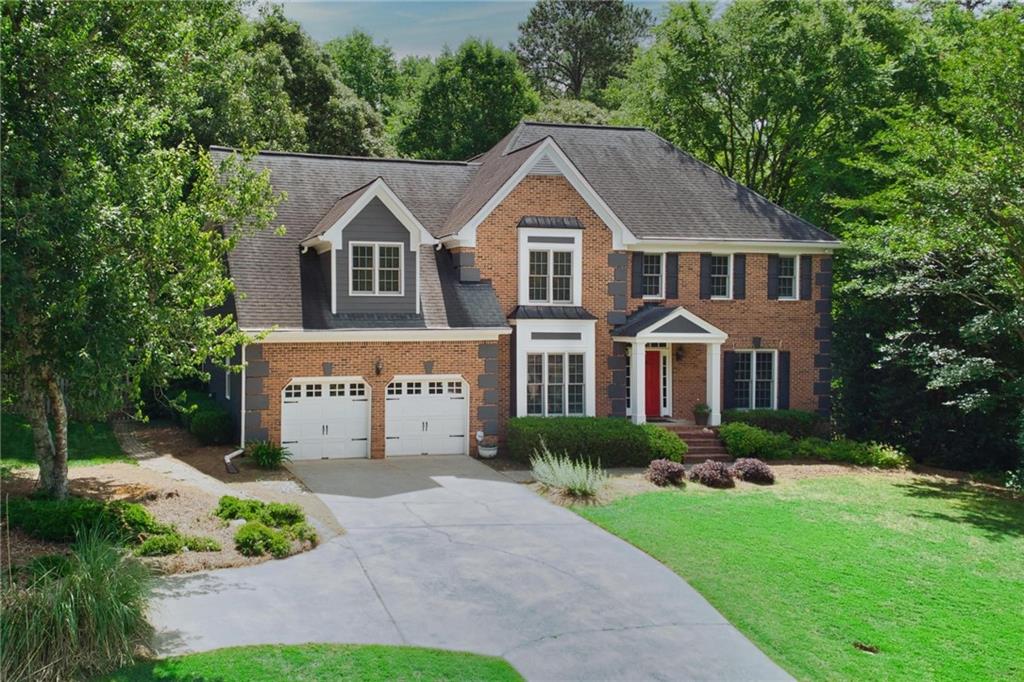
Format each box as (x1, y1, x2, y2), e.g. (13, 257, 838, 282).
(279, 375, 469, 460)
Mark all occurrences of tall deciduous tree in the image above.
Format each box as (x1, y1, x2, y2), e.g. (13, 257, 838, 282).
(324, 30, 399, 115)
(833, 4, 1024, 470)
(615, 0, 932, 225)
(533, 98, 612, 125)
(396, 39, 539, 160)
(252, 7, 387, 156)
(515, 0, 652, 101)
(1, 0, 280, 498)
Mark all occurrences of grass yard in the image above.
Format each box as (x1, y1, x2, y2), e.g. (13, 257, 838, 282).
(100, 644, 523, 682)
(579, 473, 1023, 681)
(1, 411, 131, 468)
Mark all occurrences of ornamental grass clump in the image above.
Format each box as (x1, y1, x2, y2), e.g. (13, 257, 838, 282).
(646, 459, 687, 487)
(530, 440, 608, 498)
(730, 458, 776, 484)
(689, 459, 735, 488)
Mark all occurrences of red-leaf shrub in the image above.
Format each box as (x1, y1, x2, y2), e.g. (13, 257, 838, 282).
(730, 458, 775, 484)
(689, 459, 735, 488)
(646, 459, 687, 487)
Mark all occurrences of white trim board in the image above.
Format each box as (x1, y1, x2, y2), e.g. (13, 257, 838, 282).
(250, 328, 511, 343)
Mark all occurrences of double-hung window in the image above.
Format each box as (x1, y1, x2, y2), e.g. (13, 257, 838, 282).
(641, 253, 664, 299)
(528, 249, 573, 304)
(710, 255, 732, 299)
(350, 242, 402, 295)
(526, 352, 585, 416)
(733, 350, 776, 409)
(777, 256, 797, 300)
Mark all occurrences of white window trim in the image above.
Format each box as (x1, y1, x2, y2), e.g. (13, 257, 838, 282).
(348, 241, 405, 297)
(641, 252, 666, 300)
(512, 318, 596, 417)
(733, 349, 778, 410)
(525, 352, 587, 417)
(517, 228, 583, 306)
(777, 255, 799, 301)
(710, 253, 733, 300)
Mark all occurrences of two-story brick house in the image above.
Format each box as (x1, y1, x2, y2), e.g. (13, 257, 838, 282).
(209, 122, 838, 459)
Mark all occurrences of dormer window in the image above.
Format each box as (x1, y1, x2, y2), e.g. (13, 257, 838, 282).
(350, 242, 403, 296)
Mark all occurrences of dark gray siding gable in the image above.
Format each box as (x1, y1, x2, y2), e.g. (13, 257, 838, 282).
(336, 197, 417, 314)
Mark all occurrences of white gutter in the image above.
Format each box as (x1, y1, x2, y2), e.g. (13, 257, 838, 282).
(239, 343, 246, 447)
(246, 328, 511, 343)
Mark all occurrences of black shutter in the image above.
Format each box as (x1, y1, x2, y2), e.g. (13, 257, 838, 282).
(733, 254, 746, 300)
(777, 351, 790, 409)
(800, 255, 812, 300)
(665, 253, 679, 299)
(699, 253, 712, 299)
(631, 252, 643, 298)
(767, 255, 779, 300)
(723, 350, 736, 409)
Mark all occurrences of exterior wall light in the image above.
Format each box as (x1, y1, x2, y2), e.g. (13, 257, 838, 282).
(374, 359, 384, 376)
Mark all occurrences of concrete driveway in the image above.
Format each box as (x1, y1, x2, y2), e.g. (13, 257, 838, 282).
(150, 456, 789, 681)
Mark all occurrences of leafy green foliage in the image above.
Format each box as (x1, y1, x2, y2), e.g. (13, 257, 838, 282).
(579, 475, 1024, 680)
(134, 534, 185, 557)
(3, 497, 169, 544)
(534, 98, 612, 125)
(718, 423, 909, 469)
(397, 39, 539, 159)
(98, 644, 525, 682)
(285, 522, 319, 547)
(721, 409, 830, 439)
(1, 527, 152, 681)
(0, 412, 129, 468)
(234, 522, 290, 559)
(246, 440, 292, 470)
(214, 496, 304, 527)
(530, 441, 608, 497)
(189, 409, 234, 446)
(515, 0, 652, 101)
(324, 30, 399, 115)
(508, 417, 685, 466)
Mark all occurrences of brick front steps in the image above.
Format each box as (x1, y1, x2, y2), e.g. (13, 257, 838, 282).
(659, 423, 732, 464)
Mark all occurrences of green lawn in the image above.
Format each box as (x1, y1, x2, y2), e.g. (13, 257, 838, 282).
(579, 474, 1024, 681)
(100, 644, 523, 682)
(1, 411, 131, 468)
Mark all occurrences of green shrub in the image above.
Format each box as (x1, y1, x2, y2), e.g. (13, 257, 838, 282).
(4, 497, 111, 542)
(722, 409, 830, 439)
(23, 554, 74, 582)
(530, 441, 608, 497)
(1, 526, 151, 681)
(508, 417, 684, 466)
(134, 533, 184, 557)
(214, 495, 268, 523)
(718, 422, 794, 460)
(246, 440, 292, 469)
(108, 500, 174, 539)
(234, 522, 290, 558)
(264, 502, 305, 527)
(183, 535, 221, 552)
(190, 407, 234, 445)
(794, 436, 830, 459)
(820, 439, 908, 469)
(1007, 460, 1024, 494)
(285, 522, 319, 546)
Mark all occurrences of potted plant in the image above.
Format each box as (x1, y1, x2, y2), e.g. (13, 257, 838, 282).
(693, 403, 711, 426)
(478, 435, 499, 459)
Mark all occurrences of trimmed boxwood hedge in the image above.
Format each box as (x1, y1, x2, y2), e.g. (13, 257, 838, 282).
(507, 417, 686, 466)
(172, 388, 233, 445)
(721, 408, 830, 439)
(718, 422, 909, 468)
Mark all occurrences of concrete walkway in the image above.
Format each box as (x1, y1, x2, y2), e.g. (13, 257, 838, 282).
(150, 456, 790, 681)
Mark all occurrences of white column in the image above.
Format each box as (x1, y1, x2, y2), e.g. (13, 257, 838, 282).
(630, 340, 646, 425)
(706, 343, 722, 426)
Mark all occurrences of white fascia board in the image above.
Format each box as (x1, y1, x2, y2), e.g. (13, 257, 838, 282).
(508, 317, 597, 326)
(250, 328, 510, 343)
(626, 238, 841, 254)
(617, 306, 729, 342)
(453, 138, 634, 250)
(301, 178, 437, 251)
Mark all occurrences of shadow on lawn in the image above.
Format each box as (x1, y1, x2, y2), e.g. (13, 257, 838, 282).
(894, 477, 1024, 541)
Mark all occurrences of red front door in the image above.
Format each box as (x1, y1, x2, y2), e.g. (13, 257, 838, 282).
(645, 350, 661, 418)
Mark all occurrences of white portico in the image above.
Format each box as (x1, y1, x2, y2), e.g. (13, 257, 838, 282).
(612, 306, 728, 426)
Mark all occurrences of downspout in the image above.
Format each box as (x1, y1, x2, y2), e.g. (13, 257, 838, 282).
(225, 343, 247, 474)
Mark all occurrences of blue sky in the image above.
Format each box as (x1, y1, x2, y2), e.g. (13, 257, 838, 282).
(264, 1, 668, 57)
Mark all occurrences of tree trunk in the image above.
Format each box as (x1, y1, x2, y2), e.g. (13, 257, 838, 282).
(42, 370, 70, 500)
(25, 379, 58, 497)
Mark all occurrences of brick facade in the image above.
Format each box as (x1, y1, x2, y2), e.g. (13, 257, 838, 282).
(245, 340, 496, 458)
(470, 175, 832, 425)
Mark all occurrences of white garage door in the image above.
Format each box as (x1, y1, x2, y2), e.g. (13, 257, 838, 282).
(281, 379, 369, 460)
(385, 378, 468, 456)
